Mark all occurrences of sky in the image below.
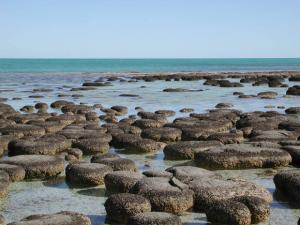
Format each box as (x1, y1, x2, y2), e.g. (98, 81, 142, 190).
(1, 0, 300, 58)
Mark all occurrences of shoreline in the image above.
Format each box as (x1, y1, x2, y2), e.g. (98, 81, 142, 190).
(0, 70, 299, 78)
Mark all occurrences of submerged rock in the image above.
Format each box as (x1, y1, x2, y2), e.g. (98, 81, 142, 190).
(7, 211, 91, 225)
(128, 212, 182, 225)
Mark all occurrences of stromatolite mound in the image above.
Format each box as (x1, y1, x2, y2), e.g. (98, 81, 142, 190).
(206, 200, 251, 225)
(163, 141, 222, 160)
(189, 177, 272, 212)
(104, 171, 144, 193)
(0, 155, 64, 179)
(0, 171, 10, 197)
(91, 153, 137, 171)
(0, 124, 45, 137)
(72, 138, 109, 154)
(127, 212, 182, 225)
(0, 163, 26, 181)
(281, 145, 300, 166)
(249, 130, 297, 143)
(274, 170, 300, 204)
(131, 177, 194, 214)
(8, 135, 71, 156)
(105, 193, 151, 223)
(195, 144, 292, 169)
(141, 127, 182, 142)
(66, 162, 113, 186)
(7, 211, 91, 225)
(287, 85, 300, 95)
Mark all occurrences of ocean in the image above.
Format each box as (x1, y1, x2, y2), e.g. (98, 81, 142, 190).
(0, 58, 300, 73)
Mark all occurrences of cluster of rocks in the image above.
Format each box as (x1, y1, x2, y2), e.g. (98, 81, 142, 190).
(1, 72, 300, 224)
(103, 166, 272, 225)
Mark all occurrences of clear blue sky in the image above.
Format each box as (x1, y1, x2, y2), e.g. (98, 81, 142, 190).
(1, 0, 300, 58)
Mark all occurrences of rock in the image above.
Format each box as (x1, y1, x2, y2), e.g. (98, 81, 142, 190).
(163, 88, 196, 92)
(195, 144, 292, 169)
(0, 124, 45, 137)
(50, 100, 74, 109)
(141, 127, 182, 142)
(0, 164, 26, 181)
(111, 105, 128, 115)
(287, 85, 300, 95)
(112, 134, 165, 153)
(166, 166, 218, 183)
(104, 171, 144, 193)
(20, 105, 35, 113)
(72, 138, 109, 154)
(91, 153, 137, 171)
(163, 141, 222, 160)
(289, 76, 300, 82)
(128, 212, 182, 225)
(279, 119, 300, 133)
(8, 135, 71, 156)
(66, 162, 113, 186)
(250, 130, 297, 142)
(7, 211, 91, 225)
(129, 139, 165, 153)
(155, 110, 176, 117)
(105, 193, 151, 223)
(119, 94, 140, 97)
(207, 131, 244, 144)
(215, 102, 234, 109)
(190, 177, 272, 212)
(137, 111, 167, 122)
(0, 171, 10, 197)
(206, 200, 251, 225)
(232, 196, 270, 223)
(257, 91, 278, 99)
(27, 120, 65, 133)
(179, 108, 194, 113)
(274, 170, 300, 203)
(35, 102, 48, 111)
(0, 155, 64, 179)
(143, 170, 173, 178)
(281, 145, 300, 166)
(285, 107, 300, 114)
(133, 119, 166, 129)
(131, 177, 194, 214)
(0, 135, 16, 154)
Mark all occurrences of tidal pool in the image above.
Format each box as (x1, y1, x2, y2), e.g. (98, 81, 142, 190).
(0, 72, 299, 224)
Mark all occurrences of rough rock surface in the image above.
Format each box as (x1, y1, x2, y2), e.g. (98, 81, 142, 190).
(105, 193, 151, 223)
(127, 212, 182, 225)
(195, 144, 292, 169)
(0, 155, 64, 179)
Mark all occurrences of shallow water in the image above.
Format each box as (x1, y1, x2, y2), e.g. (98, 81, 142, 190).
(0, 72, 300, 224)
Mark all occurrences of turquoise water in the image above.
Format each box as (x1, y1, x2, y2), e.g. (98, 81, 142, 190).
(1, 58, 300, 73)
